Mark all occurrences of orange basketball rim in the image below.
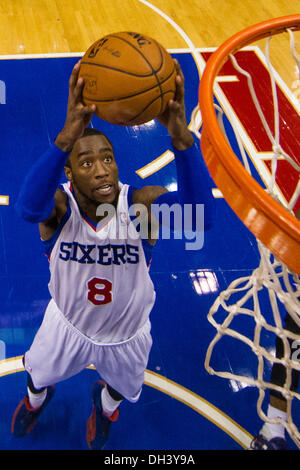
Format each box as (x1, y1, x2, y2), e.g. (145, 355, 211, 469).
(199, 15, 300, 275)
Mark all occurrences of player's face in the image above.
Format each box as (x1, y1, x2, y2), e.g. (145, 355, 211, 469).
(66, 135, 119, 207)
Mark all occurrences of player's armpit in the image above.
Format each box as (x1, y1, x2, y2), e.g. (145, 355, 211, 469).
(39, 189, 68, 241)
(131, 185, 168, 245)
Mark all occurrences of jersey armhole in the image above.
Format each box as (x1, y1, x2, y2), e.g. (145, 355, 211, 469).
(127, 185, 136, 208)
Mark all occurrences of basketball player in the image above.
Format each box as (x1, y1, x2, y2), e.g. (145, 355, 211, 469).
(250, 210, 300, 451)
(11, 59, 215, 449)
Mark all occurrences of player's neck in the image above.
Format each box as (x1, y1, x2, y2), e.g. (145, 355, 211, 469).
(73, 185, 119, 223)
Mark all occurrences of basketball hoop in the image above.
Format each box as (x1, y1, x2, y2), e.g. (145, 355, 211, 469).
(199, 15, 300, 275)
(198, 15, 300, 448)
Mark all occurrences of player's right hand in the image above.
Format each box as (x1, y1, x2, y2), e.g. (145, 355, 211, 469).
(55, 61, 96, 152)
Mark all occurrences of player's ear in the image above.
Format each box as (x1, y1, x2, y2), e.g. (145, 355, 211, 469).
(64, 164, 73, 182)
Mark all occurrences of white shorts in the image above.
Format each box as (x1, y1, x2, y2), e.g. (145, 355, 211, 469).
(24, 299, 153, 402)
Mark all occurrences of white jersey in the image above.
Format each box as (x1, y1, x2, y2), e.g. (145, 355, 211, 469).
(45, 181, 156, 344)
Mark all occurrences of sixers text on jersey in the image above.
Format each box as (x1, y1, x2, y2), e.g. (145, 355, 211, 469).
(59, 242, 140, 265)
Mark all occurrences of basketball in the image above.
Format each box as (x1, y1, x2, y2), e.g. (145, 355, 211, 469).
(79, 32, 177, 126)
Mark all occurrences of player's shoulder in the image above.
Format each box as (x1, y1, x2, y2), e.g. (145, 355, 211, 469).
(55, 186, 68, 205)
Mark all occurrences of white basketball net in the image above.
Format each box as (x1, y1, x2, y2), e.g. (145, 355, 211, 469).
(196, 29, 300, 448)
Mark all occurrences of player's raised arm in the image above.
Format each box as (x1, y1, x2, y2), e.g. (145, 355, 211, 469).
(133, 59, 216, 240)
(15, 62, 96, 234)
(156, 59, 194, 151)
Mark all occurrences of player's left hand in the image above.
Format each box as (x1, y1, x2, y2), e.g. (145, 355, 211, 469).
(156, 59, 194, 150)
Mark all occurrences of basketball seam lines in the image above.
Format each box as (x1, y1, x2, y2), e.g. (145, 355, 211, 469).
(80, 61, 159, 78)
(107, 34, 164, 75)
(85, 33, 165, 114)
(126, 90, 174, 124)
(84, 90, 174, 125)
(82, 66, 175, 102)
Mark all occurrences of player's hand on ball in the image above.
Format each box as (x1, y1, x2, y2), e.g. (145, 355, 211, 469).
(157, 60, 193, 150)
(55, 61, 96, 152)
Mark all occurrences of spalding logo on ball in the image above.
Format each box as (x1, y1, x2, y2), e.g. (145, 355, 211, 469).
(79, 32, 176, 126)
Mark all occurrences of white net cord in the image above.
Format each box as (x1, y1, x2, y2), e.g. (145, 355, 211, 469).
(204, 29, 300, 448)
